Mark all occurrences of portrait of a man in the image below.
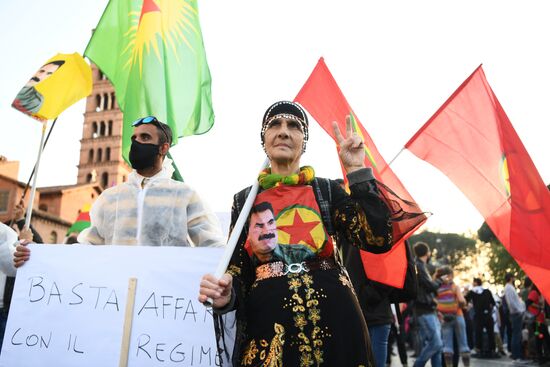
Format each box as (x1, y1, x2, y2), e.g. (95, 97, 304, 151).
(12, 60, 65, 115)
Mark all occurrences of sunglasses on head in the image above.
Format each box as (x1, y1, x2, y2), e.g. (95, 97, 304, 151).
(132, 116, 171, 145)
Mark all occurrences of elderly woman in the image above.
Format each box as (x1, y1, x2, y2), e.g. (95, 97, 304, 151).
(199, 101, 395, 366)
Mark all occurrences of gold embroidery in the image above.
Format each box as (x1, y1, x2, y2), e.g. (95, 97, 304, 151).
(284, 273, 325, 367)
(242, 340, 258, 366)
(335, 206, 386, 248)
(264, 323, 285, 367)
(228, 264, 241, 277)
(242, 324, 285, 366)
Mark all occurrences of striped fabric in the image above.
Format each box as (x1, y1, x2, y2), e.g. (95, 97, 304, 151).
(436, 283, 461, 315)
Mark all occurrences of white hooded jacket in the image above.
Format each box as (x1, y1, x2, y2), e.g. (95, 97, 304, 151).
(78, 159, 224, 247)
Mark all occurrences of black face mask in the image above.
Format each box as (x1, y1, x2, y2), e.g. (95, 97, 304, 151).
(129, 140, 160, 170)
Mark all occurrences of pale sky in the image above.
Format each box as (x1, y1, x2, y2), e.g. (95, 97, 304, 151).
(0, 0, 548, 235)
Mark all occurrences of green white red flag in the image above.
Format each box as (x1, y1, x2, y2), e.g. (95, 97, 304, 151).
(295, 58, 427, 288)
(405, 65, 550, 300)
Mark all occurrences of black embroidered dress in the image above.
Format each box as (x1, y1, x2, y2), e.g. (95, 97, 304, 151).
(216, 168, 392, 367)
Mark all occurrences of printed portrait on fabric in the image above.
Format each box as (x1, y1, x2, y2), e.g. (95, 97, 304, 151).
(244, 185, 334, 265)
(12, 60, 65, 118)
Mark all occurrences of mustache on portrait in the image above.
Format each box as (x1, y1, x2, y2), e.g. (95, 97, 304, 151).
(258, 232, 275, 241)
(31, 77, 40, 82)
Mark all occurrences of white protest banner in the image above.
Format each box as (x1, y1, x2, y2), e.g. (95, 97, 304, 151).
(0, 244, 224, 367)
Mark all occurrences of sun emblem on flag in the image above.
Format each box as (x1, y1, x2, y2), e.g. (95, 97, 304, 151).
(123, 0, 199, 75)
(276, 206, 327, 252)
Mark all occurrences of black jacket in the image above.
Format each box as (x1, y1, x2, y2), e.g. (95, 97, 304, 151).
(413, 257, 441, 315)
(466, 287, 495, 318)
(341, 241, 393, 326)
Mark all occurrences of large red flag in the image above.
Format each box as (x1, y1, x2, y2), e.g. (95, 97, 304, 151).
(406, 65, 550, 300)
(295, 58, 427, 288)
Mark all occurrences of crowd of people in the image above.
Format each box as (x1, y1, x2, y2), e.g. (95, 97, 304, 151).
(396, 242, 550, 367)
(0, 101, 548, 367)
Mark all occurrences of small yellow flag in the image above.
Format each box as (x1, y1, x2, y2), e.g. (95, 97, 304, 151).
(12, 53, 92, 121)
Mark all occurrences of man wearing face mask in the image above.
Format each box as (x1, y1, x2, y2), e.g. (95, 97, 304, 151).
(79, 116, 224, 247)
(14, 116, 223, 266)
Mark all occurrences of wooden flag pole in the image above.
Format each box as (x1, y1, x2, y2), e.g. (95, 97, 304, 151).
(24, 120, 48, 229)
(119, 277, 138, 367)
(204, 157, 269, 307)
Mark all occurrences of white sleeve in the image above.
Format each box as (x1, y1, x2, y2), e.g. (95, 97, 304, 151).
(0, 224, 18, 276)
(186, 189, 225, 247)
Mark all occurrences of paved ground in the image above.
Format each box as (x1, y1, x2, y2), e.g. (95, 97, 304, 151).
(387, 350, 549, 366)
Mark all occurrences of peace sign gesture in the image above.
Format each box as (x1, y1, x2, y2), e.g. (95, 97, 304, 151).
(332, 115, 366, 174)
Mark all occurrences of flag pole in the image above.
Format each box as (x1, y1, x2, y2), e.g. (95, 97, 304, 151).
(20, 117, 59, 200)
(205, 157, 270, 306)
(8, 117, 59, 228)
(24, 120, 48, 229)
(380, 147, 405, 175)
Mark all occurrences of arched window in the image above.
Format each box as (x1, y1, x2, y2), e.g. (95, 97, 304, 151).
(92, 122, 98, 138)
(88, 149, 94, 163)
(103, 93, 109, 110)
(101, 172, 109, 188)
(95, 95, 102, 111)
(106, 147, 111, 161)
(97, 70, 103, 80)
(97, 148, 103, 162)
(108, 120, 113, 136)
(86, 173, 93, 183)
(111, 93, 116, 109)
(100, 121, 106, 136)
(50, 231, 58, 244)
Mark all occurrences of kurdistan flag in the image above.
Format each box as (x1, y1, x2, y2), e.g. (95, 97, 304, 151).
(67, 204, 92, 235)
(84, 0, 214, 160)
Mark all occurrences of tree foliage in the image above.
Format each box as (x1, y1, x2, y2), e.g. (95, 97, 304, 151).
(409, 231, 476, 267)
(477, 221, 524, 285)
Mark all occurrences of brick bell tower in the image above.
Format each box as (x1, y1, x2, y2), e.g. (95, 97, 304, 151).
(77, 64, 131, 188)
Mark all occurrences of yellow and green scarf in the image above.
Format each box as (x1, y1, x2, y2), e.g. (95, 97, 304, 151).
(258, 166, 315, 190)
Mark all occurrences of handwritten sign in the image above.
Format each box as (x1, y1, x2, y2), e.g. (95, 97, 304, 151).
(0, 244, 224, 367)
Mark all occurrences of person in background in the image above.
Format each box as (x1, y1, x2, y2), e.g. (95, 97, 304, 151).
(0, 222, 31, 352)
(412, 242, 443, 367)
(465, 277, 498, 358)
(493, 297, 507, 357)
(500, 289, 513, 354)
(520, 277, 532, 303)
(435, 266, 470, 367)
(335, 178, 394, 367)
(525, 283, 550, 365)
(504, 272, 528, 364)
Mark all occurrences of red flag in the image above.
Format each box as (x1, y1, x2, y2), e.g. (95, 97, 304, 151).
(406, 65, 550, 300)
(295, 58, 427, 288)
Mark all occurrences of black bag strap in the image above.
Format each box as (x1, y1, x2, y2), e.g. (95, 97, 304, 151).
(234, 186, 253, 237)
(313, 177, 335, 236)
